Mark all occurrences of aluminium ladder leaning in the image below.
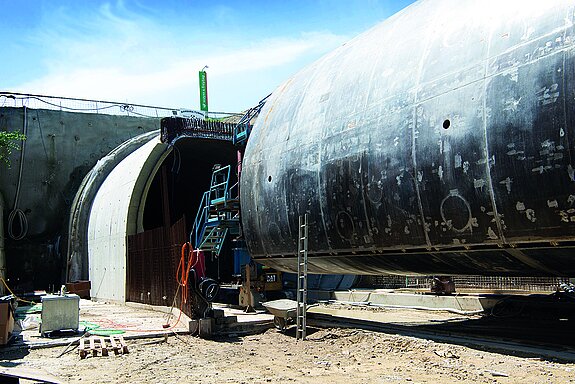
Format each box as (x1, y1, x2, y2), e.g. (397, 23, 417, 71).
(296, 213, 309, 341)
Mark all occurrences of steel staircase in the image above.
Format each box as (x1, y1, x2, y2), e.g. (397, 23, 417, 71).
(233, 94, 270, 146)
(192, 165, 240, 255)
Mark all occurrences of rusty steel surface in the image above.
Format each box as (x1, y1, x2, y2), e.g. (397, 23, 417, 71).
(160, 116, 235, 144)
(126, 217, 187, 310)
(241, 0, 575, 276)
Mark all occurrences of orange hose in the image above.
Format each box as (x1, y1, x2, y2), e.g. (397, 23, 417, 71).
(168, 242, 202, 329)
(176, 242, 189, 304)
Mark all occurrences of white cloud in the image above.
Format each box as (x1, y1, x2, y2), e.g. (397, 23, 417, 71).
(9, 3, 348, 111)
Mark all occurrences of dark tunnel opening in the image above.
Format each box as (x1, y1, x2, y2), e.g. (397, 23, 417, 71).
(141, 137, 239, 283)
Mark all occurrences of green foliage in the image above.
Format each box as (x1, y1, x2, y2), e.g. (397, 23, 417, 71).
(0, 130, 26, 167)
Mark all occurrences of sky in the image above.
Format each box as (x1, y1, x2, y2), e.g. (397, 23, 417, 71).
(1, 0, 415, 113)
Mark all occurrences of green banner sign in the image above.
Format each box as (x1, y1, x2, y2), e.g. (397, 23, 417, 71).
(199, 71, 208, 112)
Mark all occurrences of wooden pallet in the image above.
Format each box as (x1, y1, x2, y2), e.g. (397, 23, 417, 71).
(79, 335, 129, 359)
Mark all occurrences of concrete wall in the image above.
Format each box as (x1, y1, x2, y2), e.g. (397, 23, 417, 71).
(67, 130, 161, 283)
(0, 107, 159, 290)
(88, 137, 167, 302)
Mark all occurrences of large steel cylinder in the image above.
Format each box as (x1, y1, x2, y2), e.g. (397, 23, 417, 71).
(241, 0, 575, 276)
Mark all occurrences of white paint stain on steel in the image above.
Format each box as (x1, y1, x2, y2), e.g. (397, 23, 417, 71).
(532, 165, 547, 174)
(541, 139, 555, 152)
(438, 165, 444, 180)
(568, 165, 575, 181)
(454, 153, 462, 168)
(474, 178, 486, 189)
(504, 67, 519, 82)
(470, 217, 479, 229)
(503, 96, 522, 111)
(487, 227, 499, 240)
(443, 140, 452, 155)
(505, 143, 526, 159)
(537, 83, 560, 105)
(516, 201, 526, 211)
(521, 25, 535, 41)
(463, 161, 470, 174)
(547, 200, 559, 208)
(525, 208, 537, 222)
(499, 177, 513, 193)
(560, 207, 575, 222)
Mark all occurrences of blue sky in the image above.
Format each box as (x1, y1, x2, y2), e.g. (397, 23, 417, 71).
(1, 0, 415, 112)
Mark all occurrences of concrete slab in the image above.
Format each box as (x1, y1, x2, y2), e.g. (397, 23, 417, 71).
(212, 304, 274, 335)
(309, 289, 501, 314)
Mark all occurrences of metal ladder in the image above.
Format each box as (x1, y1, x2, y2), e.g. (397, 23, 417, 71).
(296, 213, 309, 341)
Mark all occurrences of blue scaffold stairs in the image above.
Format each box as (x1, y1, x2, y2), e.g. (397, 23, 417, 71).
(192, 165, 240, 256)
(233, 94, 270, 147)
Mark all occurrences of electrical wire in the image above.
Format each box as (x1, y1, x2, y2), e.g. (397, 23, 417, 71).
(0, 276, 37, 305)
(1, 92, 242, 118)
(35, 109, 49, 161)
(14, 96, 118, 112)
(7, 106, 28, 240)
(161, 242, 211, 330)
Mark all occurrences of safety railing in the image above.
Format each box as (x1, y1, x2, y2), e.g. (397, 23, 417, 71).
(1, 91, 239, 120)
(233, 93, 270, 146)
(192, 191, 211, 249)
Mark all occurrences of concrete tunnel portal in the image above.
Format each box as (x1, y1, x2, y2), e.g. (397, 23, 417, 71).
(81, 126, 239, 303)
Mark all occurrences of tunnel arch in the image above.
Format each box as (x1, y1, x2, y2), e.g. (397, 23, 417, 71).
(82, 132, 238, 302)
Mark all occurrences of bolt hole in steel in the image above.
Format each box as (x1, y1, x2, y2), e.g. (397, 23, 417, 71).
(443, 119, 451, 129)
(268, 175, 272, 182)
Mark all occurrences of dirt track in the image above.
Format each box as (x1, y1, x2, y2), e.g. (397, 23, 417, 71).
(3, 326, 575, 383)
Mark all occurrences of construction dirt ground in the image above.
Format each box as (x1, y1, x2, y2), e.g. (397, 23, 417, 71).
(0, 300, 574, 383)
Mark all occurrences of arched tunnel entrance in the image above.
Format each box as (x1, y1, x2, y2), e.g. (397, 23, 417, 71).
(126, 136, 238, 306)
(83, 120, 356, 306)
